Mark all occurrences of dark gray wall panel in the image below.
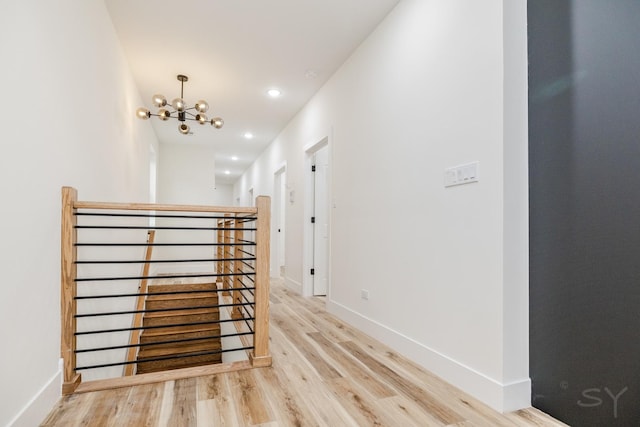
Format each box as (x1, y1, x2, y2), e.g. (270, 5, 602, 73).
(529, 1, 640, 425)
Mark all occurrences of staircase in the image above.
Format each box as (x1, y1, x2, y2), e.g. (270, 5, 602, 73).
(136, 282, 222, 374)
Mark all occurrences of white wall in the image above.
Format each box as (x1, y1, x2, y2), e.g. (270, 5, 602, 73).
(157, 143, 216, 206)
(155, 143, 224, 275)
(0, 1, 159, 425)
(234, 0, 529, 412)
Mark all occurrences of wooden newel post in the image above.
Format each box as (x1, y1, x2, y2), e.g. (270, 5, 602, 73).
(251, 196, 272, 367)
(61, 187, 81, 394)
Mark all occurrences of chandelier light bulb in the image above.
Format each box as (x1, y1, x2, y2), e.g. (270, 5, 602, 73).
(195, 100, 209, 113)
(196, 113, 208, 124)
(179, 123, 190, 134)
(136, 107, 150, 119)
(152, 94, 167, 107)
(211, 117, 224, 129)
(171, 97, 185, 111)
(158, 109, 170, 121)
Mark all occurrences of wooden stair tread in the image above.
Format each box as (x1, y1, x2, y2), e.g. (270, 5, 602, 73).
(143, 307, 218, 319)
(146, 293, 218, 302)
(139, 332, 222, 351)
(138, 340, 222, 359)
(141, 324, 220, 338)
(136, 353, 222, 374)
(147, 283, 218, 293)
(145, 296, 218, 310)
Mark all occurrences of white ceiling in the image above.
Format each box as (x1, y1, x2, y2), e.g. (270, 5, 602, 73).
(105, 0, 401, 185)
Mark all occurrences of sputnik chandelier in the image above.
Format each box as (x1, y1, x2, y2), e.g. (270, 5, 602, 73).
(136, 74, 224, 135)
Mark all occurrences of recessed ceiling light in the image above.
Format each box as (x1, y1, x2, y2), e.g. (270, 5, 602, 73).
(244, 132, 254, 139)
(231, 156, 239, 161)
(267, 88, 281, 98)
(224, 170, 231, 175)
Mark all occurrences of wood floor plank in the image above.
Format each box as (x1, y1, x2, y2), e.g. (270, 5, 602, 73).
(271, 310, 342, 380)
(41, 278, 567, 427)
(254, 363, 319, 427)
(41, 392, 95, 426)
(326, 376, 388, 426)
(196, 375, 240, 427)
(167, 378, 197, 427)
(275, 358, 360, 427)
(306, 331, 396, 399)
(339, 340, 465, 425)
(228, 369, 273, 426)
(117, 382, 163, 427)
(376, 395, 448, 427)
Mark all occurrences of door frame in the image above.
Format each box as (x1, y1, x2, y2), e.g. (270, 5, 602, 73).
(303, 136, 330, 297)
(271, 162, 287, 278)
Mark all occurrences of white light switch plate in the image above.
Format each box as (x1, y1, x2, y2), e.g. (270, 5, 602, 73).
(444, 162, 479, 187)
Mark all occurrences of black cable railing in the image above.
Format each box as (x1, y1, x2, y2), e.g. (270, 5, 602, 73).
(71, 207, 259, 377)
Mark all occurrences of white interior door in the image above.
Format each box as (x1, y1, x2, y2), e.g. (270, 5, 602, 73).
(312, 146, 329, 296)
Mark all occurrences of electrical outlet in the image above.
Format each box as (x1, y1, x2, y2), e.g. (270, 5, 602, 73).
(361, 289, 369, 300)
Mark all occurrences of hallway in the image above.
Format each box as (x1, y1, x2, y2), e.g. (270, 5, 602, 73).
(42, 280, 565, 426)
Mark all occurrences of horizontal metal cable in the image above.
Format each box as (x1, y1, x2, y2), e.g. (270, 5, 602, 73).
(75, 271, 255, 282)
(75, 331, 254, 353)
(75, 257, 255, 265)
(75, 346, 254, 371)
(75, 225, 256, 231)
(236, 218, 257, 224)
(239, 310, 255, 333)
(239, 291, 254, 304)
(75, 287, 256, 300)
(75, 242, 254, 247)
(76, 301, 255, 318)
(237, 239, 256, 244)
(241, 309, 255, 324)
(238, 278, 256, 293)
(76, 212, 256, 220)
(75, 316, 255, 335)
(240, 260, 255, 269)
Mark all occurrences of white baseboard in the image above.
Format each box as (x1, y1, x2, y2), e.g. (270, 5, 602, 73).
(8, 361, 61, 427)
(284, 276, 302, 294)
(326, 299, 531, 413)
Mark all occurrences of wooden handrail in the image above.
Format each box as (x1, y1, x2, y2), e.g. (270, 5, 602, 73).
(123, 230, 156, 376)
(74, 200, 257, 214)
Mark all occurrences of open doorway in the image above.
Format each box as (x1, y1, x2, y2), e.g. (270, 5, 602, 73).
(273, 165, 287, 278)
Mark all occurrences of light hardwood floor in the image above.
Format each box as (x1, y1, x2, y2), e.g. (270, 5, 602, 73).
(42, 279, 567, 426)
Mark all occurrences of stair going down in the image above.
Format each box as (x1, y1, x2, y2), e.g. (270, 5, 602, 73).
(136, 282, 222, 374)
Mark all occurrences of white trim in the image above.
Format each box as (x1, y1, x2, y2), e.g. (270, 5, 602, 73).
(272, 163, 287, 277)
(303, 136, 330, 297)
(326, 299, 531, 413)
(274, 161, 287, 175)
(8, 360, 62, 427)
